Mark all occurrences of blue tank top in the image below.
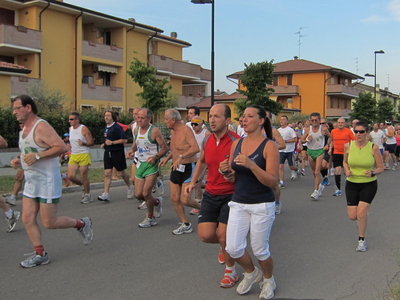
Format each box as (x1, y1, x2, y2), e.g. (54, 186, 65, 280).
(231, 138, 275, 204)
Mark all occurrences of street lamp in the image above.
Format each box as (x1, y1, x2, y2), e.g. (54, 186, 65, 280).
(191, 0, 214, 107)
(373, 50, 385, 100)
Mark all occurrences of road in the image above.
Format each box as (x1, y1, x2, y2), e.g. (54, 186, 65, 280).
(1, 168, 400, 300)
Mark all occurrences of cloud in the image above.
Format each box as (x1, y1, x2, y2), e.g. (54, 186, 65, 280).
(388, 0, 400, 21)
(361, 14, 389, 23)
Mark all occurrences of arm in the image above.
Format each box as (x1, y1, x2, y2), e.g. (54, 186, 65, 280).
(0, 135, 8, 148)
(80, 126, 94, 147)
(146, 128, 169, 165)
(273, 129, 285, 150)
(364, 144, 384, 177)
(301, 126, 310, 143)
(323, 129, 331, 151)
(221, 139, 238, 182)
(185, 149, 207, 196)
(343, 142, 351, 177)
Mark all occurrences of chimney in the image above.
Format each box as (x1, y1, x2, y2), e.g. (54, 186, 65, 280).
(171, 32, 177, 39)
(293, 56, 299, 60)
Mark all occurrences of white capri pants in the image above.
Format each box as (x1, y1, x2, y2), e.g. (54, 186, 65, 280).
(226, 201, 275, 261)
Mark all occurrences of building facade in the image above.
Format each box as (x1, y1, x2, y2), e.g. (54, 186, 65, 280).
(0, 0, 210, 113)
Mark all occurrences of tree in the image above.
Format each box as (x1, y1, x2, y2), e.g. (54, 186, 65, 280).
(349, 92, 376, 124)
(376, 97, 394, 122)
(127, 57, 173, 116)
(234, 60, 283, 117)
(28, 81, 71, 115)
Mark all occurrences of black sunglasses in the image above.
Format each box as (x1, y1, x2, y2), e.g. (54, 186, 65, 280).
(69, 118, 76, 121)
(354, 130, 366, 134)
(320, 122, 326, 125)
(191, 123, 198, 127)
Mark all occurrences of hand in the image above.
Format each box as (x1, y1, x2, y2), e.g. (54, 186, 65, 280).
(24, 153, 38, 166)
(100, 143, 104, 149)
(10, 158, 21, 169)
(184, 183, 195, 196)
(219, 159, 230, 174)
(105, 139, 113, 146)
(223, 171, 236, 182)
(126, 149, 134, 159)
(78, 139, 84, 146)
(307, 135, 313, 141)
(233, 152, 253, 169)
(364, 170, 374, 177)
(159, 158, 168, 167)
(171, 158, 181, 171)
(345, 170, 352, 177)
(146, 155, 157, 165)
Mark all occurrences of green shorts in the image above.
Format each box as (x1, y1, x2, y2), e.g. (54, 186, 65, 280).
(306, 148, 325, 160)
(135, 161, 159, 179)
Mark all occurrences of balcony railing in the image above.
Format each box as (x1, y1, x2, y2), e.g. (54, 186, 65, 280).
(326, 108, 352, 118)
(149, 54, 211, 81)
(327, 84, 359, 98)
(0, 24, 41, 52)
(11, 76, 41, 96)
(81, 84, 123, 102)
(270, 85, 299, 95)
(82, 40, 123, 63)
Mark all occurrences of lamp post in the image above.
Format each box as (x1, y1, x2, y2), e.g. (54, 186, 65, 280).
(364, 73, 375, 95)
(191, 0, 214, 106)
(373, 50, 385, 100)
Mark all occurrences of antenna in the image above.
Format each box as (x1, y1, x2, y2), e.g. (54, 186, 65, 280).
(294, 27, 307, 58)
(354, 57, 358, 74)
(387, 74, 390, 89)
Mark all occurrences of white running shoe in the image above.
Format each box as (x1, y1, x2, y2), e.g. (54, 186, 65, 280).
(259, 276, 276, 300)
(275, 202, 282, 215)
(138, 201, 147, 210)
(97, 192, 110, 201)
(317, 183, 324, 196)
(127, 184, 134, 199)
(81, 194, 93, 204)
(138, 216, 157, 228)
(236, 267, 263, 295)
(172, 223, 193, 235)
(154, 197, 163, 218)
(5, 194, 16, 206)
(310, 190, 319, 200)
(356, 239, 367, 252)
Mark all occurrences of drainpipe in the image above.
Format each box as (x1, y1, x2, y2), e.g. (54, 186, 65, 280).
(38, 1, 50, 79)
(125, 24, 135, 110)
(146, 32, 158, 67)
(74, 10, 83, 111)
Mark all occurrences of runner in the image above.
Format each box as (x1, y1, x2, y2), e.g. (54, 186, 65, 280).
(11, 95, 92, 268)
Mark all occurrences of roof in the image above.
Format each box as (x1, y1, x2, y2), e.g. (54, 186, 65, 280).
(227, 59, 363, 80)
(0, 62, 31, 74)
(194, 92, 247, 108)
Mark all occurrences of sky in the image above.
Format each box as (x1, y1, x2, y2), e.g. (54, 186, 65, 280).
(67, 0, 400, 95)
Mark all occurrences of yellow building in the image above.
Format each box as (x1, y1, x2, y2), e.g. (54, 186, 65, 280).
(0, 0, 210, 114)
(227, 57, 364, 119)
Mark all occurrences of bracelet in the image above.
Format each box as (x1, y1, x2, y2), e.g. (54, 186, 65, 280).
(218, 168, 228, 175)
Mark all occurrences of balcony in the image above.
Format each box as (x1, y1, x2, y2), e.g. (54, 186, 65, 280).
(270, 85, 299, 96)
(11, 76, 41, 96)
(0, 25, 41, 55)
(327, 84, 359, 98)
(82, 40, 123, 63)
(81, 84, 123, 102)
(149, 54, 211, 83)
(326, 108, 352, 118)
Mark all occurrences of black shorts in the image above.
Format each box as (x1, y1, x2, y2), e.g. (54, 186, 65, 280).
(345, 180, 377, 206)
(332, 154, 344, 168)
(198, 192, 232, 224)
(385, 143, 396, 154)
(170, 163, 194, 185)
(279, 152, 294, 166)
(302, 145, 308, 151)
(323, 151, 330, 162)
(396, 146, 400, 157)
(104, 150, 127, 171)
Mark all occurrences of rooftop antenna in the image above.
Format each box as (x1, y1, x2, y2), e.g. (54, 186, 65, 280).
(294, 27, 307, 58)
(354, 57, 359, 74)
(387, 74, 390, 89)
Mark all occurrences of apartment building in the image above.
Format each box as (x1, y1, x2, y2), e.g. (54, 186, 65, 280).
(0, 0, 210, 114)
(227, 57, 364, 119)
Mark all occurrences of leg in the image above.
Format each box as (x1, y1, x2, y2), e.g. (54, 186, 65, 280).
(103, 169, 112, 193)
(278, 164, 284, 182)
(21, 197, 42, 246)
(142, 174, 158, 215)
(118, 170, 132, 187)
(0, 195, 11, 212)
(170, 182, 188, 223)
(130, 163, 137, 184)
(112, 167, 119, 180)
(79, 165, 90, 194)
(39, 203, 77, 229)
(12, 169, 24, 196)
(180, 182, 201, 209)
(356, 202, 370, 238)
(67, 163, 83, 186)
(312, 155, 324, 190)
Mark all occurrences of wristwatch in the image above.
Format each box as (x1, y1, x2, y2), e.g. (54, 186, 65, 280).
(179, 154, 184, 159)
(35, 153, 41, 160)
(371, 171, 376, 177)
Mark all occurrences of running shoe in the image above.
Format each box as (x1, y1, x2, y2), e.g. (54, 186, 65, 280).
(220, 269, 239, 288)
(392, 165, 397, 171)
(20, 252, 50, 268)
(279, 182, 285, 189)
(154, 197, 163, 218)
(356, 239, 367, 252)
(259, 276, 276, 300)
(78, 217, 93, 245)
(138, 216, 157, 228)
(290, 171, 297, 180)
(333, 188, 342, 197)
(138, 201, 147, 210)
(127, 184, 134, 199)
(236, 267, 263, 295)
(300, 169, 306, 176)
(6, 210, 20, 233)
(189, 208, 199, 215)
(322, 177, 330, 186)
(81, 194, 93, 204)
(310, 190, 319, 200)
(97, 192, 110, 202)
(172, 223, 193, 235)
(317, 183, 324, 196)
(5, 194, 16, 206)
(275, 202, 282, 215)
(384, 165, 390, 170)
(218, 247, 225, 264)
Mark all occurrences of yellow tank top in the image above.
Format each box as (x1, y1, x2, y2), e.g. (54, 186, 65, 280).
(347, 141, 376, 183)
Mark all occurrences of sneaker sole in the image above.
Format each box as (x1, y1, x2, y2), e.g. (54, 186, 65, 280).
(237, 270, 263, 294)
(20, 259, 50, 268)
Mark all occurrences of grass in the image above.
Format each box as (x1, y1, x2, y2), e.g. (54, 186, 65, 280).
(0, 162, 172, 195)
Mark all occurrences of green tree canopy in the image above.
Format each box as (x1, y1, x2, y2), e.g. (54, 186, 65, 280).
(235, 60, 283, 117)
(349, 92, 376, 124)
(376, 97, 394, 122)
(127, 57, 175, 116)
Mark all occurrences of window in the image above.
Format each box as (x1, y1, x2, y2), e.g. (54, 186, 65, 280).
(273, 75, 278, 86)
(0, 8, 15, 25)
(104, 31, 111, 45)
(287, 74, 293, 85)
(330, 97, 334, 108)
(111, 106, 122, 112)
(80, 105, 93, 111)
(99, 71, 111, 86)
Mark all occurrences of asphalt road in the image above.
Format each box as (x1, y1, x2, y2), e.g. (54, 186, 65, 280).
(1, 167, 400, 300)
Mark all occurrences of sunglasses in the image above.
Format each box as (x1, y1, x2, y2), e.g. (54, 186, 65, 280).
(354, 130, 366, 134)
(311, 119, 319, 122)
(69, 118, 76, 121)
(320, 122, 326, 125)
(191, 123, 198, 127)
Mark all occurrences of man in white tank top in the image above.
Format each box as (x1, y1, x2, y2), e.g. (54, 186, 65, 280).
(67, 112, 94, 204)
(189, 115, 211, 215)
(126, 109, 169, 228)
(11, 95, 93, 268)
(301, 112, 331, 200)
